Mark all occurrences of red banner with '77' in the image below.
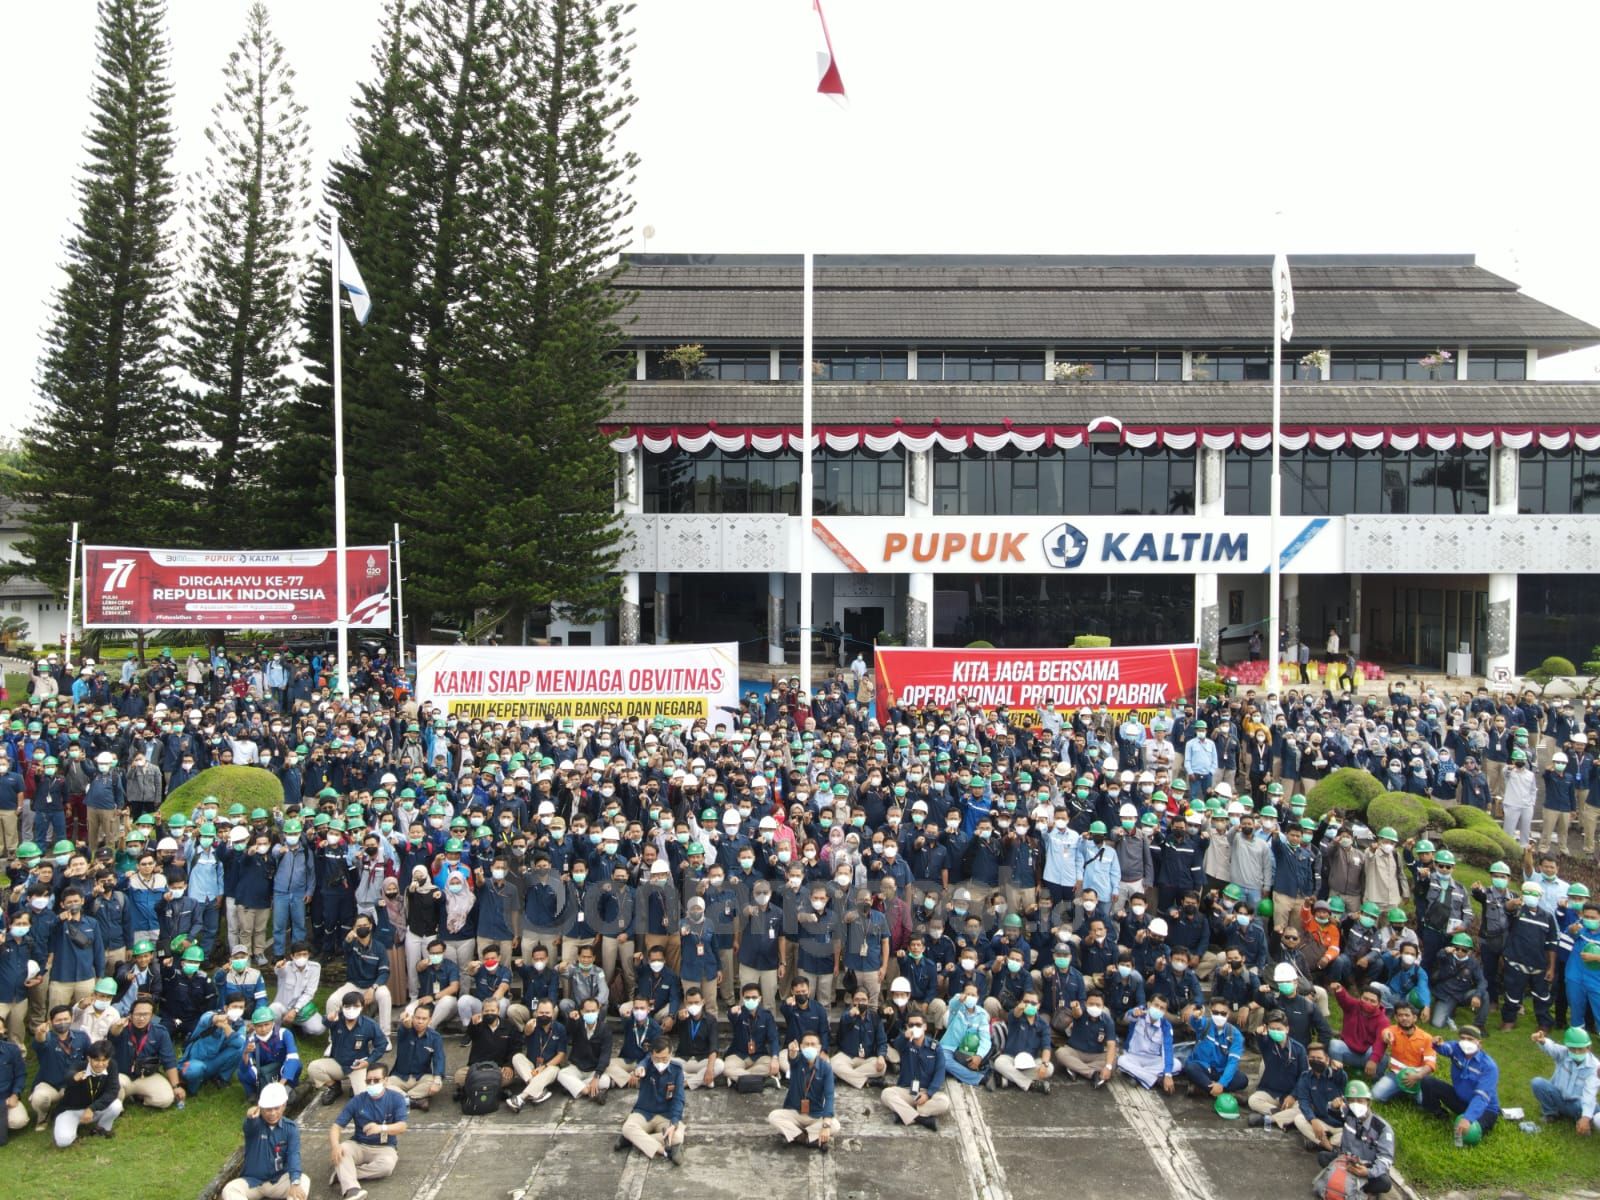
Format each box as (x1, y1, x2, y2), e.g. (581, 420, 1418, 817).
(873, 643, 1199, 723)
(82, 546, 391, 630)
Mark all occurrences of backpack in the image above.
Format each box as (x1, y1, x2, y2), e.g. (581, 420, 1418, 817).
(458, 1061, 503, 1115)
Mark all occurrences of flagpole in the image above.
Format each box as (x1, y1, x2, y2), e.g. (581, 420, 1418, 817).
(64, 521, 79, 668)
(332, 215, 351, 702)
(799, 251, 814, 700)
(1267, 261, 1283, 695)
(393, 521, 407, 679)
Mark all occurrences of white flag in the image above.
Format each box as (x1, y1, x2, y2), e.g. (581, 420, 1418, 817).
(336, 232, 371, 325)
(1273, 253, 1294, 343)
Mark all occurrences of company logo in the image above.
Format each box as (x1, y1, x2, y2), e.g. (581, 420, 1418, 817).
(365, 554, 382, 578)
(100, 558, 136, 592)
(1042, 523, 1088, 570)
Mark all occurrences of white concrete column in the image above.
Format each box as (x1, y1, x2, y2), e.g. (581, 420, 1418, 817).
(1283, 572, 1301, 652)
(636, 349, 646, 381)
(907, 348, 919, 380)
(770, 347, 781, 381)
(1044, 347, 1056, 379)
(906, 573, 934, 648)
(1194, 446, 1225, 657)
(653, 571, 671, 644)
(767, 572, 786, 665)
(905, 449, 932, 517)
(1457, 345, 1470, 380)
(1348, 573, 1362, 656)
(1486, 443, 1519, 677)
(620, 573, 641, 644)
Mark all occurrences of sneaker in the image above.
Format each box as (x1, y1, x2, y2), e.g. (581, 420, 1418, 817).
(1092, 1073, 1107, 1090)
(504, 1095, 525, 1113)
(983, 1074, 997, 1093)
(667, 1143, 686, 1166)
(614, 1134, 630, 1153)
(343, 1190, 368, 1200)
(531, 1090, 553, 1105)
(1039, 1080, 1052, 1096)
(914, 1114, 939, 1132)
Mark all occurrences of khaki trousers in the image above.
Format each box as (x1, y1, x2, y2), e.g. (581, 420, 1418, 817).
(994, 1053, 1054, 1091)
(830, 1054, 885, 1088)
(605, 1059, 642, 1089)
(768, 1107, 840, 1144)
(556, 1066, 610, 1097)
(512, 1056, 560, 1099)
(674, 1056, 723, 1090)
(332, 1142, 398, 1193)
(238, 907, 271, 959)
(29, 1082, 62, 1124)
(0, 810, 17, 858)
(120, 1072, 177, 1108)
(220, 1174, 313, 1200)
(621, 1112, 683, 1158)
(722, 1054, 775, 1084)
(1053, 1044, 1110, 1080)
(87, 808, 122, 858)
(738, 966, 778, 1012)
(1247, 1091, 1300, 1127)
(305, 1059, 349, 1090)
(4, 1097, 29, 1129)
(48, 979, 96, 1010)
(883, 1085, 951, 1124)
(389, 1073, 442, 1100)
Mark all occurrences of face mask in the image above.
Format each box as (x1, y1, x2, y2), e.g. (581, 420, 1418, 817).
(366, 1083, 386, 1099)
(1084, 1004, 1103, 1019)
(800, 1045, 819, 1062)
(343, 1007, 362, 1021)
(1458, 1039, 1479, 1057)
(1147, 1011, 1164, 1025)
(908, 1026, 925, 1039)
(1211, 1013, 1228, 1029)
(963, 995, 979, 1011)
(1006, 960, 1022, 973)
(10, 924, 28, 939)
(572, 872, 587, 884)
(1347, 1101, 1369, 1120)
(182, 962, 200, 976)
(1235, 914, 1251, 927)
(1491, 878, 1508, 890)
(743, 997, 759, 1011)
(1267, 1028, 1287, 1044)
(1584, 918, 1600, 932)
(428, 953, 444, 966)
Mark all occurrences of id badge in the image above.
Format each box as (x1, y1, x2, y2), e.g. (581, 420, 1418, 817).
(800, 1098, 811, 1115)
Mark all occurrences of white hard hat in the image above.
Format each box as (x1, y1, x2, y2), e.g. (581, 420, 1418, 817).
(1147, 917, 1169, 938)
(1012, 1051, 1037, 1071)
(258, 1082, 289, 1108)
(1213, 781, 1234, 799)
(1273, 962, 1298, 984)
(1226, 801, 1245, 817)
(95, 751, 116, 765)
(1553, 752, 1569, 765)
(649, 860, 670, 875)
(1118, 804, 1137, 818)
(890, 976, 912, 992)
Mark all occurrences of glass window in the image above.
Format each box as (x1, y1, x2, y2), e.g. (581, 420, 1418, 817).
(645, 347, 771, 381)
(1055, 350, 1183, 381)
(1518, 448, 1600, 514)
(1328, 349, 1455, 381)
(643, 448, 904, 514)
(918, 349, 1046, 381)
(778, 348, 910, 381)
(933, 446, 1195, 516)
(1466, 350, 1529, 381)
(1225, 448, 1491, 515)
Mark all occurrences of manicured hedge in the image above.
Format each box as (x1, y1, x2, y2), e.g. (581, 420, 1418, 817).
(1305, 767, 1385, 820)
(160, 765, 284, 820)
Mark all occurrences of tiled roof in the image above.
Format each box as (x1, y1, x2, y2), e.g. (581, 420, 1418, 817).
(609, 380, 1600, 428)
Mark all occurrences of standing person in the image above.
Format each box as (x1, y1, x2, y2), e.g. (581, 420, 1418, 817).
(767, 1030, 838, 1151)
(1297, 641, 1311, 686)
(1502, 749, 1538, 848)
(222, 1082, 310, 1200)
(329, 1063, 408, 1200)
(616, 1036, 687, 1165)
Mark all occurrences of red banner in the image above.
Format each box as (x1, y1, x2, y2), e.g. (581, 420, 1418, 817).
(82, 546, 391, 630)
(873, 644, 1199, 722)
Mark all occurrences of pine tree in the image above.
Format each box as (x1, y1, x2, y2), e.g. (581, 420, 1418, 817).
(403, 0, 634, 625)
(18, 0, 183, 589)
(178, 1, 312, 547)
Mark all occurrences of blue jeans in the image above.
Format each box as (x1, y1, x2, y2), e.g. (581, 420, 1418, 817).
(36, 810, 65, 846)
(1328, 1038, 1370, 1072)
(941, 1046, 988, 1086)
(1530, 1077, 1585, 1121)
(273, 893, 307, 955)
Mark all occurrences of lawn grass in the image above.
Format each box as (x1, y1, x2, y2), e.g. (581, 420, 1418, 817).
(1322, 870, 1600, 1198)
(5, 672, 30, 702)
(4, 988, 330, 1200)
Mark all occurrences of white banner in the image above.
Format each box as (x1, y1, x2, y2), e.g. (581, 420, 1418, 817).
(414, 643, 740, 728)
(812, 515, 1343, 575)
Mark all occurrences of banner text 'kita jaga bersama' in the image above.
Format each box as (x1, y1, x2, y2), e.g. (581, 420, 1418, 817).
(415, 643, 739, 728)
(874, 644, 1199, 722)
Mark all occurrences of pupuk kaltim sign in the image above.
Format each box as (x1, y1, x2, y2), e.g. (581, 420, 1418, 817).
(82, 546, 391, 630)
(874, 644, 1200, 721)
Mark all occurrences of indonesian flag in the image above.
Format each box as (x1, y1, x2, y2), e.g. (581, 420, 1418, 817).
(814, 0, 845, 97)
(1274, 253, 1294, 342)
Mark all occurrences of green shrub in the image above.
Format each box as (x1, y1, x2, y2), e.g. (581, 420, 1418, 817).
(1367, 792, 1427, 842)
(160, 766, 284, 820)
(1305, 767, 1385, 820)
(1446, 832, 1516, 870)
(1540, 656, 1577, 676)
(1198, 678, 1229, 700)
(1449, 807, 1522, 861)
(1417, 795, 1454, 832)
(1072, 635, 1112, 649)
(965, 640, 995, 649)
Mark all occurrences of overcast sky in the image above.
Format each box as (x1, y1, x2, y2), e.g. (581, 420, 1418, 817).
(6, 0, 1600, 430)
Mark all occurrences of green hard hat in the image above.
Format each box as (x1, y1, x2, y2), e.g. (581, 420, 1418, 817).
(181, 945, 206, 963)
(1327, 896, 1346, 913)
(1256, 896, 1274, 918)
(1460, 1119, 1483, 1147)
(135, 814, 157, 826)
(1213, 1093, 1240, 1119)
(1360, 901, 1380, 917)
(1414, 839, 1435, 854)
(1344, 1079, 1372, 1100)
(700, 808, 718, 822)
(328, 819, 347, 832)
(1571, 883, 1592, 900)
(345, 803, 364, 817)
(1299, 818, 1317, 831)
(168, 813, 188, 828)
(51, 839, 75, 855)
(1511, 748, 1527, 762)
(198, 823, 216, 838)
(94, 977, 117, 996)
(1088, 821, 1107, 836)
(132, 940, 155, 956)
(1223, 883, 1244, 901)
(1564, 1026, 1592, 1050)
(1377, 827, 1399, 842)
(283, 819, 303, 834)
(444, 838, 464, 853)
(1003, 912, 1023, 928)
(1388, 907, 1407, 923)
(42, 755, 58, 766)
(1260, 806, 1278, 820)
(1433, 848, 1456, 866)
(1450, 932, 1474, 949)
(316, 788, 338, 801)
(169, 935, 191, 953)
(686, 842, 705, 856)
(313, 814, 330, 827)
(1140, 812, 1159, 827)
(251, 1006, 275, 1025)
(228, 803, 248, 816)
(202, 794, 219, 807)
(1266, 781, 1284, 795)
(1489, 861, 1510, 876)
(249, 807, 268, 820)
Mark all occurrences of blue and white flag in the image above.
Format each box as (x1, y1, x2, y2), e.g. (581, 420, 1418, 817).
(336, 231, 371, 324)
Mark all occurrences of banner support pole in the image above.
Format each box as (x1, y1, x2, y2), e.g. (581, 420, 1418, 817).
(65, 521, 79, 668)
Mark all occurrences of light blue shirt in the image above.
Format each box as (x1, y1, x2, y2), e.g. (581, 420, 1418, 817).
(1043, 826, 1081, 888)
(1538, 1040, 1599, 1120)
(1184, 738, 1218, 778)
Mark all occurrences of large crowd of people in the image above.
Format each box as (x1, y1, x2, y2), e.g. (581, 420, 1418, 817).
(1, 646, 1599, 1200)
